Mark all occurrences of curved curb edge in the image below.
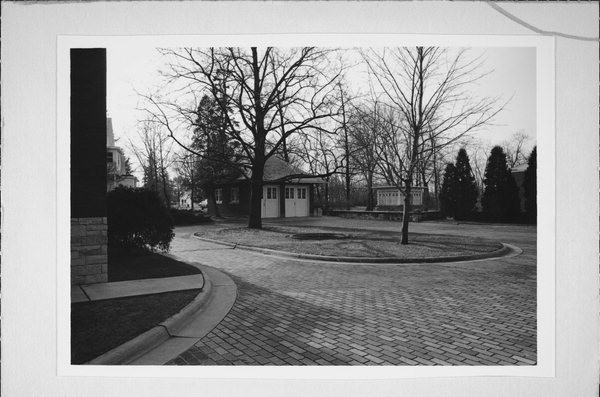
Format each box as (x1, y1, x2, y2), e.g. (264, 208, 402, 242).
(193, 234, 516, 264)
(86, 278, 213, 365)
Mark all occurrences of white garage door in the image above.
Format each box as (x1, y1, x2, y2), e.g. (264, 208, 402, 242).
(261, 185, 279, 218)
(284, 185, 309, 217)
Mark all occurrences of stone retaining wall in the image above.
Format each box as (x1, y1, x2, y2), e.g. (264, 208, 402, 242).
(71, 217, 108, 285)
(326, 210, 442, 222)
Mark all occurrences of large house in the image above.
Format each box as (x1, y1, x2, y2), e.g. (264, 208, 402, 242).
(208, 157, 326, 218)
(106, 118, 137, 191)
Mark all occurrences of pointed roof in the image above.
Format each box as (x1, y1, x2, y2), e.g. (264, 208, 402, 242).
(237, 156, 326, 184)
(263, 156, 302, 180)
(107, 117, 115, 147)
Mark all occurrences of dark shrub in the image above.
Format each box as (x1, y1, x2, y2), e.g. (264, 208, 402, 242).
(453, 149, 478, 221)
(107, 187, 174, 252)
(439, 163, 457, 218)
(482, 146, 521, 222)
(523, 146, 537, 223)
(169, 209, 213, 226)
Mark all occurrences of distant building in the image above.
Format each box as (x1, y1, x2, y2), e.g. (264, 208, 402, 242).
(178, 190, 203, 210)
(208, 156, 326, 218)
(511, 163, 528, 212)
(106, 118, 137, 191)
(374, 186, 426, 210)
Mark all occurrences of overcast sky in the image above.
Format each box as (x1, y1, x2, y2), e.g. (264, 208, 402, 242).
(106, 45, 536, 177)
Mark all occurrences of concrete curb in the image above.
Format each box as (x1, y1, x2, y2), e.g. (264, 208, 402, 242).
(87, 278, 213, 365)
(129, 264, 237, 365)
(193, 234, 515, 264)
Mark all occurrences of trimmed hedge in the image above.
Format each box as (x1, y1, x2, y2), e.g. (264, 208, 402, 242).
(107, 187, 174, 252)
(169, 209, 213, 226)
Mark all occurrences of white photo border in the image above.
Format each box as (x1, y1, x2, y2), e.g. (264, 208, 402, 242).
(57, 33, 554, 379)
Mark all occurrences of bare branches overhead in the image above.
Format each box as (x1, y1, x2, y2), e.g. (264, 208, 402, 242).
(360, 46, 506, 243)
(142, 46, 345, 228)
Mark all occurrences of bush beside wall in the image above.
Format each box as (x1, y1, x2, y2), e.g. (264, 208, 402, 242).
(107, 187, 175, 252)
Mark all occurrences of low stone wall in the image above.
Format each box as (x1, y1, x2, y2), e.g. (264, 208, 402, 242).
(71, 217, 108, 285)
(326, 209, 442, 222)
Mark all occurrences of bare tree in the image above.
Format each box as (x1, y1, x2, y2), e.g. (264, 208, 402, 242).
(347, 99, 384, 211)
(462, 136, 492, 196)
(144, 47, 343, 228)
(173, 151, 199, 210)
(502, 131, 532, 168)
(335, 82, 354, 209)
(297, 127, 342, 210)
(363, 47, 505, 244)
(129, 121, 176, 206)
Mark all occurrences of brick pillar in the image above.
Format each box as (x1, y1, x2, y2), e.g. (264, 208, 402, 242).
(71, 218, 108, 284)
(70, 49, 108, 285)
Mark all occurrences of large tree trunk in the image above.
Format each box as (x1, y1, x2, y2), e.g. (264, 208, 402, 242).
(210, 186, 221, 218)
(401, 181, 412, 245)
(421, 170, 428, 211)
(161, 169, 170, 207)
(433, 159, 439, 210)
(366, 171, 374, 211)
(324, 178, 330, 211)
(342, 97, 351, 210)
(190, 166, 194, 211)
(400, 47, 424, 245)
(248, 47, 266, 230)
(248, 160, 265, 229)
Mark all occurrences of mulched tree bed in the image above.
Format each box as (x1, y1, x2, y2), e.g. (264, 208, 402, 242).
(195, 225, 503, 259)
(71, 289, 200, 364)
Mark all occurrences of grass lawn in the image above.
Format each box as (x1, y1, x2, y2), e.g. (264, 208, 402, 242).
(108, 250, 201, 282)
(71, 289, 200, 364)
(71, 249, 203, 364)
(195, 224, 502, 258)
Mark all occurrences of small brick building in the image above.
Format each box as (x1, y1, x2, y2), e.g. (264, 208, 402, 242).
(208, 157, 325, 218)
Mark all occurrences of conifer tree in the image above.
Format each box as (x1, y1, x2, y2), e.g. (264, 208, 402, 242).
(453, 148, 479, 220)
(439, 163, 457, 218)
(482, 146, 521, 221)
(523, 146, 537, 221)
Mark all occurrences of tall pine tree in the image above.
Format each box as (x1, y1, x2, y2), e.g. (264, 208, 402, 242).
(439, 163, 457, 218)
(523, 146, 537, 222)
(453, 148, 478, 220)
(191, 95, 242, 216)
(482, 146, 521, 221)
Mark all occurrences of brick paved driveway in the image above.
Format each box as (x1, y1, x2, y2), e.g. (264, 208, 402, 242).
(167, 218, 536, 366)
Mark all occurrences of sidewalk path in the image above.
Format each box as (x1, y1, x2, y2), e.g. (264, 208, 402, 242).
(166, 219, 536, 366)
(72, 274, 205, 303)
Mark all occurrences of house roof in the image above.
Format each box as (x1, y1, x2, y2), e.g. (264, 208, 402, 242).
(237, 156, 327, 184)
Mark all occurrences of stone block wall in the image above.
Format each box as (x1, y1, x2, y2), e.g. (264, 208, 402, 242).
(71, 217, 108, 285)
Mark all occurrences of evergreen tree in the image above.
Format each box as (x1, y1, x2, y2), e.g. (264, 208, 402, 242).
(439, 163, 457, 218)
(453, 148, 479, 220)
(523, 146, 537, 222)
(482, 146, 521, 221)
(191, 95, 242, 215)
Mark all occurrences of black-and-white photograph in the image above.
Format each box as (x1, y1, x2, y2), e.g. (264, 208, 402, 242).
(70, 44, 538, 367)
(6, 1, 600, 396)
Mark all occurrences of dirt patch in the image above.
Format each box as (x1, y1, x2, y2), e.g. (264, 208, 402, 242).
(194, 224, 502, 259)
